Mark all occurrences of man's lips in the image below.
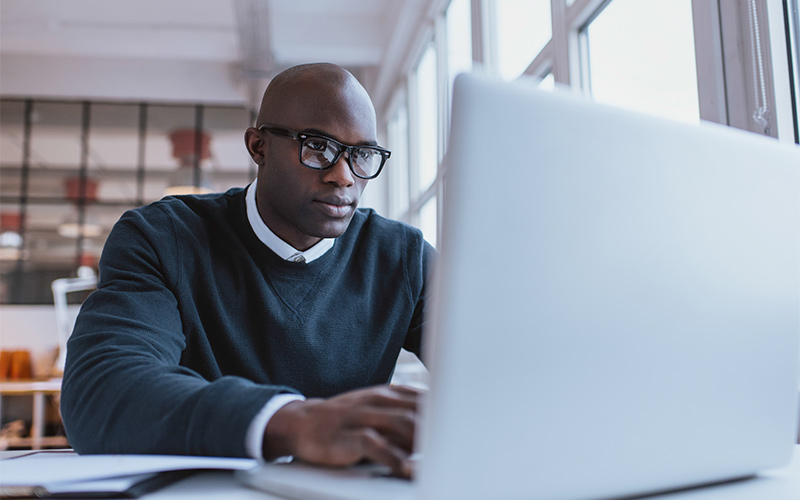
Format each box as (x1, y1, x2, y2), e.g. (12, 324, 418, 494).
(315, 198, 354, 218)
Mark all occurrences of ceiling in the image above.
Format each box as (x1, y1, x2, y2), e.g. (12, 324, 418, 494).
(0, 0, 432, 108)
(1, 0, 403, 63)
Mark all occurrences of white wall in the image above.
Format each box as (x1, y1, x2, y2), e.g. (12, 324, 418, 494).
(0, 305, 66, 378)
(1, 54, 248, 104)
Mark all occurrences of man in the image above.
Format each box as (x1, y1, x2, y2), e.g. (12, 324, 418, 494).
(61, 63, 435, 478)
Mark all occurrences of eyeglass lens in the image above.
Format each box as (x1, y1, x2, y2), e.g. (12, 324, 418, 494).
(300, 136, 383, 178)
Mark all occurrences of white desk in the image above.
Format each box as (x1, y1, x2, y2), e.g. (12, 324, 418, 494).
(2, 446, 798, 499)
(149, 446, 800, 499)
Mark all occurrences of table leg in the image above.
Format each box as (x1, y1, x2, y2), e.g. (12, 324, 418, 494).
(31, 391, 44, 450)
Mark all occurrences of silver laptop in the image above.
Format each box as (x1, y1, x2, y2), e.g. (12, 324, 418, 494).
(237, 72, 800, 500)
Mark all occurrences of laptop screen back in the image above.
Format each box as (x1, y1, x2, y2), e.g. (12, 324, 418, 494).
(418, 73, 800, 500)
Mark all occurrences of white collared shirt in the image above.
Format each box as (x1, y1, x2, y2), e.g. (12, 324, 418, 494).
(245, 178, 334, 263)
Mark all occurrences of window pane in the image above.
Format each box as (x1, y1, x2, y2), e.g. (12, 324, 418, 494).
(585, 0, 700, 124)
(539, 73, 555, 90)
(1, 101, 26, 166)
(145, 105, 197, 200)
(447, 0, 473, 94)
(204, 106, 255, 191)
(388, 104, 410, 219)
(89, 104, 140, 171)
(30, 102, 83, 168)
(1, 101, 25, 206)
(145, 105, 197, 171)
(495, 0, 551, 80)
(414, 44, 439, 194)
(88, 104, 141, 204)
(419, 195, 438, 249)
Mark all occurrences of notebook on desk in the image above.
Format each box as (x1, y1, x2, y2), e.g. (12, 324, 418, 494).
(237, 72, 800, 500)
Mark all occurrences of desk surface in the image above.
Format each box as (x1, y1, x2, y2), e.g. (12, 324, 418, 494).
(2, 446, 798, 499)
(149, 446, 800, 499)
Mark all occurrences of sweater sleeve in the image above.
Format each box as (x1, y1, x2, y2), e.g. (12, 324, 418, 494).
(60, 208, 296, 458)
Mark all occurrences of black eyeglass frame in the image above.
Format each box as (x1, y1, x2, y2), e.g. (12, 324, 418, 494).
(258, 124, 391, 180)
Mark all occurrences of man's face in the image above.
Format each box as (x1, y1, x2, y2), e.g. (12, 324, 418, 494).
(252, 78, 377, 251)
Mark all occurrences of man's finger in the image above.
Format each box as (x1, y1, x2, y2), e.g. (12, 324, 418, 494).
(353, 407, 416, 452)
(389, 384, 425, 397)
(356, 428, 413, 479)
(361, 386, 420, 410)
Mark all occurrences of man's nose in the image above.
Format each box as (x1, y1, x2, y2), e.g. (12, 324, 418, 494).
(322, 153, 355, 187)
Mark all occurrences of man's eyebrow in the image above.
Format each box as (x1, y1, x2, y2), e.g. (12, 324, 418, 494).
(302, 128, 379, 147)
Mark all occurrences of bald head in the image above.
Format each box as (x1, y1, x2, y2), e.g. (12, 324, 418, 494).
(256, 63, 376, 133)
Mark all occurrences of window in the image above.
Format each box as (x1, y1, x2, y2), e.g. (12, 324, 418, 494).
(381, 0, 794, 256)
(583, 0, 701, 123)
(446, 0, 473, 101)
(412, 44, 439, 195)
(494, 0, 551, 80)
(387, 101, 410, 219)
(419, 195, 438, 249)
(0, 98, 252, 304)
(788, 0, 800, 142)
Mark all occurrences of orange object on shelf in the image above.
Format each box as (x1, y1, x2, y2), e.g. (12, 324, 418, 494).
(0, 350, 33, 380)
(0, 350, 11, 379)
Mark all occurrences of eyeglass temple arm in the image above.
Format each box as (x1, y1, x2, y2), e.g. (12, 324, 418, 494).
(258, 125, 296, 139)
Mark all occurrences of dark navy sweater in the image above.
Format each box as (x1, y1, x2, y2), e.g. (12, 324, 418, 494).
(61, 186, 435, 458)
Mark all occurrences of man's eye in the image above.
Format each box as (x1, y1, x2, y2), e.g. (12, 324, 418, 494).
(357, 148, 378, 161)
(306, 138, 328, 151)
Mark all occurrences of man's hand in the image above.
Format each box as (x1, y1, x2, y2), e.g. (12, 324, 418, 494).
(263, 385, 421, 478)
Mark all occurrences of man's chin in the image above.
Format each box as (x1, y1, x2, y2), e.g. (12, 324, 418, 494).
(313, 215, 355, 239)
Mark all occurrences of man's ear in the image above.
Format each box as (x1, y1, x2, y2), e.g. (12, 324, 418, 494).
(244, 127, 266, 165)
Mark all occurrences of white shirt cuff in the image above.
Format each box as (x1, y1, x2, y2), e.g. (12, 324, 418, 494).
(245, 393, 306, 461)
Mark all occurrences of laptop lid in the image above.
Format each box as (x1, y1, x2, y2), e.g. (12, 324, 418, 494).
(417, 72, 800, 500)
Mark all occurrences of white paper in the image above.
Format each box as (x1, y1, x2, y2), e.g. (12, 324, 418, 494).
(42, 473, 159, 494)
(0, 454, 257, 487)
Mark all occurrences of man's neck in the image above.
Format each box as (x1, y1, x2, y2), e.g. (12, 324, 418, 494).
(244, 180, 334, 262)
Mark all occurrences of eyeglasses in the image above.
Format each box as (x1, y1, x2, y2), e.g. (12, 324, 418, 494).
(259, 125, 391, 180)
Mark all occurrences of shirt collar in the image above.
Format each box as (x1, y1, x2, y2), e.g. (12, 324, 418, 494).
(245, 179, 334, 263)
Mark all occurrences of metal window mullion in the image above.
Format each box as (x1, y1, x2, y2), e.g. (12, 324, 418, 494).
(473, 0, 495, 71)
(9, 100, 34, 304)
(136, 103, 147, 206)
(691, 0, 729, 125)
(767, 0, 797, 142)
(566, 0, 612, 91)
(193, 105, 204, 187)
(550, 0, 571, 85)
(785, 0, 800, 143)
(521, 39, 554, 79)
(567, 0, 611, 27)
(74, 101, 92, 272)
(717, 0, 779, 136)
(435, 13, 448, 248)
(435, 14, 449, 156)
(407, 69, 421, 227)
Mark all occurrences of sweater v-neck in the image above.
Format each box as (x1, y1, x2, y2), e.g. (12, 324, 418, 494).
(229, 188, 341, 278)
